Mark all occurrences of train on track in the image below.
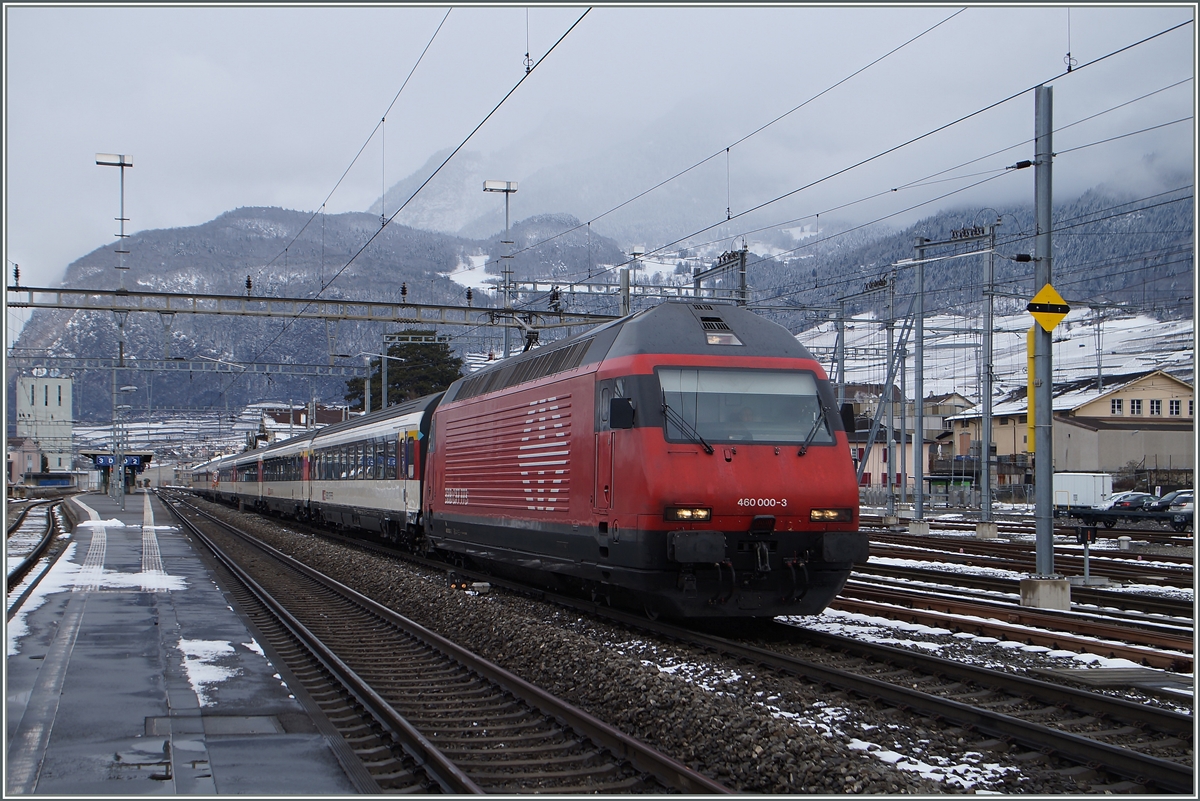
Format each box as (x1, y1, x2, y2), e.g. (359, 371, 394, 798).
(188, 301, 869, 618)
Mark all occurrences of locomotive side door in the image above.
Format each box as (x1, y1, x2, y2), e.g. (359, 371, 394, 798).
(595, 431, 613, 512)
(595, 383, 614, 512)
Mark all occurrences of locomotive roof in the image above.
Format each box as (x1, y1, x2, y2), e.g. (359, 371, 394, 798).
(443, 302, 816, 403)
(602, 302, 816, 361)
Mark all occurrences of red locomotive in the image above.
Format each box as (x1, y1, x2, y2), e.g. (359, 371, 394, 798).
(424, 301, 867, 618)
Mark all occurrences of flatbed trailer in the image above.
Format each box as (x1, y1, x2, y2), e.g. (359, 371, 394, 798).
(1057, 507, 1193, 532)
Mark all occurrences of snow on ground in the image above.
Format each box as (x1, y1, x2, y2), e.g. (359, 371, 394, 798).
(440, 253, 502, 291)
(177, 639, 240, 706)
(796, 307, 1192, 400)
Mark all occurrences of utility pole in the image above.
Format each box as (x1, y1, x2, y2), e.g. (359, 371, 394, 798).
(979, 221, 999, 535)
(483, 180, 518, 357)
(835, 299, 846, 408)
(885, 271, 896, 524)
(914, 239, 926, 523)
(1024, 84, 1069, 609)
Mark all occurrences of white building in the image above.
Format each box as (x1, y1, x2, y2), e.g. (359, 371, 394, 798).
(15, 374, 75, 473)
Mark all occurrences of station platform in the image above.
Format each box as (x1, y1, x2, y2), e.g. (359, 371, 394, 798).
(6, 490, 359, 795)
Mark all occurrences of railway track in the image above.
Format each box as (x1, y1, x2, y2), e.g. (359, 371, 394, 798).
(869, 541, 1194, 589)
(6, 499, 52, 538)
(387, 557, 1195, 793)
(862, 513, 1194, 544)
(870, 529, 1195, 567)
(167, 496, 729, 794)
(7, 501, 65, 616)
(830, 579, 1192, 672)
(856, 561, 1193, 620)
(540, 601, 1195, 793)
(174, 492, 1196, 793)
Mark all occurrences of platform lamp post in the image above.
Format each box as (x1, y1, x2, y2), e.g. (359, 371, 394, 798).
(357, 352, 405, 414)
(483, 180, 517, 359)
(115, 385, 137, 510)
(96, 153, 133, 288)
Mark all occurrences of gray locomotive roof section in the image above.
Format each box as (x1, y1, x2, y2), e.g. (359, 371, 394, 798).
(601, 302, 817, 361)
(440, 303, 818, 404)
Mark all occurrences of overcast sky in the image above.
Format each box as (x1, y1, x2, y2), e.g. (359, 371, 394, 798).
(4, 4, 1195, 310)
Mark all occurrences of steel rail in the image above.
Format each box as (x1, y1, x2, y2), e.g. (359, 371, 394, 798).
(870, 544, 1193, 588)
(855, 562, 1194, 619)
(840, 579, 1194, 652)
(827, 595, 1191, 672)
(176, 510, 484, 794)
(846, 572, 1194, 635)
(6, 500, 50, 537)
(263, 516, 1192, 792)
(589, 611, 1194, 794)
(869, 530, 1197, 566)
(772, 623, 1194, 738)
(175, 497, 730, 794)
(6, 503, 60, 598)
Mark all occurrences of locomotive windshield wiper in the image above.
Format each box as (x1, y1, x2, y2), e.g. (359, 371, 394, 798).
(662, 395, 714, 455)
(798, 404, 829, 456)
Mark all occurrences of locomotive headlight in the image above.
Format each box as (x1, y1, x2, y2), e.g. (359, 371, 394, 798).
(665, 506, 712, 522)
(810, 508, 852, 522)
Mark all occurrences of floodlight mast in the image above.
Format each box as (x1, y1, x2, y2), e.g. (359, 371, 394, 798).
(96, 153, 133, 284)
(483, 180, 518, 359)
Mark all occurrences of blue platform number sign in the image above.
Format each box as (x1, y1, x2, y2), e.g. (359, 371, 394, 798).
(95, 455, 115, 467)
(125, 455, 141, 467)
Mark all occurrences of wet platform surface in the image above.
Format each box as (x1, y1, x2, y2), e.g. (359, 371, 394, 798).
(6, 490, 359, 795)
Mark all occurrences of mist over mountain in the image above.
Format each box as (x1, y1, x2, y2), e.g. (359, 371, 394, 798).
(9, 181, 1192, 424)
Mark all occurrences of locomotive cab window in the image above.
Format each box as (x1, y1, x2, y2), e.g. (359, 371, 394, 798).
(658, 367, 833, 445)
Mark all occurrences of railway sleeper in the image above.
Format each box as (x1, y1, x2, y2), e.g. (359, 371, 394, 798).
(450, 750, 604, 769)
(402, 697, 525, 713)
(467, 761, 622, 782)
(1053, 765, 1101, 784)
(1085, 780, 1148, 793)
(400, 705, 532, 724)
(1013, 705, 1072, 720)
(368, 767, 421, 783)
(436, 739, 586, 757)
(371, 681, 496, 698)
(1076, 725, 1153, 740)
(523, 775, 655, 794)
(419, 723, 566, 740)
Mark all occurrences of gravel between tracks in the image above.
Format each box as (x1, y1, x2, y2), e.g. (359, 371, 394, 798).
(191, 500, 1148, 794)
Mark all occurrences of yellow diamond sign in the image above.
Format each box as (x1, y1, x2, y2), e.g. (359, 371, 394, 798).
(1027, 283, 1069, 332)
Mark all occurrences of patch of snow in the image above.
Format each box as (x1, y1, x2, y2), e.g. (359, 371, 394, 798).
(178, 639, 240, 707)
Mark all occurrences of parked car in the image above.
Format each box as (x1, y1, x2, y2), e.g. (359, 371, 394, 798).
(1095, 490, 1142, 510)
(1148, 489, 1193, 511)
(1110, 492, 1159, 510)
(1170, 501, 1193, 533)
(1168, 491, 1193, 511)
